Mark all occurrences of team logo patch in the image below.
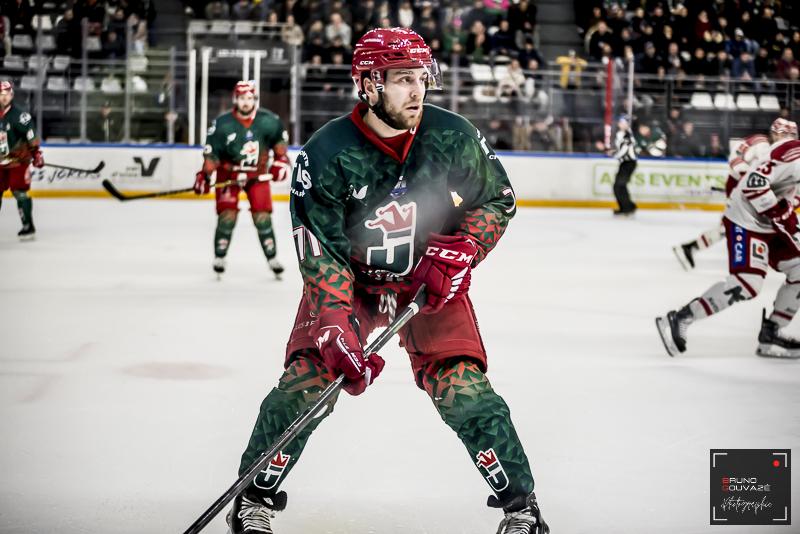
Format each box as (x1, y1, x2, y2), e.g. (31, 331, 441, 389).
(731, 225, 747, 268)
(364, 200, 417, 275)
(476, 448, 510, 492)
(750, 238, 768, 270)
(254, 451, 291, 491)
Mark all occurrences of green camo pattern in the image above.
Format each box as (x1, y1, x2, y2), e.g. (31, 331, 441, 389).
(0, 104, 39, 165)
(204, 109, 285, 172)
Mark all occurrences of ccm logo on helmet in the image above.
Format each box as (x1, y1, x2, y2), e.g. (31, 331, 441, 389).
(425, 246, 474, 263)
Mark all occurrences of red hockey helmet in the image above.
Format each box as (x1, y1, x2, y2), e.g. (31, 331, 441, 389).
(351, 27, 442, 98)
(233, 80, 257, 101)
(770, 118, 798, 139)
(0, 80, 13, 95)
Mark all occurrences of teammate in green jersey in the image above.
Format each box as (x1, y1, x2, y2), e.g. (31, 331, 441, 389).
(227, 29, 548, 534)
(194, 81, 291, 278)
(0, 81, 44, 240)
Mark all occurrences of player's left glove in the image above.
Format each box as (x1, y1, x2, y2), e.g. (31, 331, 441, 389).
(314, 310, 385, 396)
(411, 233, 479, 314)
(766, 198, 800, 249)
(193, 171, 210, 195)
(32, 150, 44, 168)
(268, 154, 291, 182)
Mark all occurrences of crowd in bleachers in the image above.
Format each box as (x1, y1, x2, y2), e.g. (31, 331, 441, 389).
(0, 0, 156, 60)
(579, 1, 800, 81)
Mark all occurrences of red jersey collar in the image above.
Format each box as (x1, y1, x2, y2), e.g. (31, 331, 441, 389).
(349, 102, 418, 163)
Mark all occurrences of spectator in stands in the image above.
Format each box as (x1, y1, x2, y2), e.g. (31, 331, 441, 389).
(630, 6, 646, 35)
(726, 28, 758, 60)
(89, 101, 123, 143)
(635, 122, 667, 157)
(606, 4, 629, 37)
(530, 119, 557, 152)
(671, 3, 691, 47)
(327, 35, 350, 63)
(205, 1, 229, 20)
(672, 121, 706, 157)
(633, 23, 656, 54)
(0, 13, 8, 58)
(588, 21, 616, 61)
(159, 110, 187, 144)
(55, 8, 82, 57)
(791, 31, 800, 60)
(465, 20, 490, 64)
(325, 12, 351, 48)
(397, 0, 413, 28)
(490, 18, 517, 58)
(694, 10, 712, 45)
(231, 0, 253, 21)
(281, 14, 304, 47)
(497, 58, 526, 98)
(754, 7, 779, 47)
(732, 51, 756, 79)
(555, 50, 587, 89)
(755, 47, 775, 78)
(102, 29, 125, 59)
(777, 48, 800, 80)
(664, 42, 682, 75)
(713, 49, 732, 77)
(507, 0, 537, 41)
(128, 13, 147, 55)
(648, 3, 668, 36)
(462, 0, 497, 33)
(108, 8, 127, 43)
(512, 116, 531, 151)
(485, 119, 512, 150)
(74, 0, 105, 35)
(636, 41, 663, 74)
(5, 0, 33, 37)
(686, 47, 712, 76)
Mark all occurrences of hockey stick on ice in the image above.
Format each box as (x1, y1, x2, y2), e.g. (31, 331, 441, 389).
(182, 286, 427, 534)
(101, 166, 263, 201)
(45, 161, 106, 173)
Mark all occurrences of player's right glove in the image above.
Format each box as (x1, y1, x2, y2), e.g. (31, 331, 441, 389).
(32, 150, 44, 168)
(193, 171, 210, 195)
(766, 198, 800, 248)
(411, 233, 479, 314)
(314, 310, 385, 396)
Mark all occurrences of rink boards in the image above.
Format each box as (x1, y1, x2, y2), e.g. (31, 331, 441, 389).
(9, 144, 730, 210)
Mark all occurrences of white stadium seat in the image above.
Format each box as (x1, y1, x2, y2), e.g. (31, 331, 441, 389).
(689, 92, 714, 110)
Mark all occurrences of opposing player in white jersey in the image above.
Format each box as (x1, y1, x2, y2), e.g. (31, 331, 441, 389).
(672, 133, 771, 269)
(657, 118, 800, 358)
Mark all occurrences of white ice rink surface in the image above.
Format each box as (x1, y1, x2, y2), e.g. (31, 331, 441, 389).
(1, 198, 799, 534)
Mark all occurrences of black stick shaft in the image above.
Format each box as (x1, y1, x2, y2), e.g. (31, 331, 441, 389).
(182, 288, 426, 534)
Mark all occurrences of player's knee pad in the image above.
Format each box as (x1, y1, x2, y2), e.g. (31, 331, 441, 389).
(422, 358, 510, 433)
(252, 211, 272, 227)
(725, 272, 764, 300)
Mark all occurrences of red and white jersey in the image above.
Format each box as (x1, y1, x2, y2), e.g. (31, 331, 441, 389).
(725, 138, 800, 233)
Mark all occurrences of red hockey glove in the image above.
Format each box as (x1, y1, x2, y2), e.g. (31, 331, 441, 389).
(314, 310, 385, 396)
(32, 150, 44, 168)
(268, 154, 291, 182)
(766, 198, 800, 248)
(412, 233, 479, 314)
(193, 171, 210, 195)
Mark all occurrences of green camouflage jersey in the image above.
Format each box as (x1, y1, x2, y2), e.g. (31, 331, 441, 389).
(290, 103, 517, 315)
(203, 109, 287, 172)
(0, 104, 40, 167)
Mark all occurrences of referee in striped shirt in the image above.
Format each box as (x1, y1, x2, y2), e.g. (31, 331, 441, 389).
(611, 115, 638, 217)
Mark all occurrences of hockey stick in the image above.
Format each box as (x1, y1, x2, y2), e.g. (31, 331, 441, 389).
(45, 161, 105, 173)
(101, 166, 263, 201)
(182, 286, 427, 534)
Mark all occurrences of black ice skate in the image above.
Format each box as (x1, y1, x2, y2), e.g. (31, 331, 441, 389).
(490, 491, 549, 534)
(756, 309, 800, 359)
(613, 208, 636, 218)
(655, 305, 693, 357)
(17, 222, 35, 241)
(672, 241, 697, 271)
(213, 257, 226, 279)
(268, 258, 284, 280)
(227, 488, 287, 534)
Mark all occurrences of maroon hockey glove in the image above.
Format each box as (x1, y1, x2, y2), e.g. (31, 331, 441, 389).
(412, 233, 479, 314)
(766, 198, 800, 249)
(314, 310, 385, 396)
(32, 150, 44, 168)
(193, 171, 210, 195)
(268, 154, 291, 182)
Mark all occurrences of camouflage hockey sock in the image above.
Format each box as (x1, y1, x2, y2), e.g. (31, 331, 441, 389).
(214, 210, 237, 258)
(422, 358, 534, 504)
(12, 190, 32, 227)
(239, 350, 339, 495)
(252, 211, 277, 259)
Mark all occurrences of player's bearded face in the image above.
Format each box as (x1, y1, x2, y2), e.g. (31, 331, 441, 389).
(0, 92, 11, 108)
(234, 93, 256, 115)
(379, 68, 426, 130)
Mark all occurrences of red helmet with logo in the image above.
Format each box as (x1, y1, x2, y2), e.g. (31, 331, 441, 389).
(233, 80, 257, 101)
(0, 80, 13, 95)
(351, 27, 442, 97)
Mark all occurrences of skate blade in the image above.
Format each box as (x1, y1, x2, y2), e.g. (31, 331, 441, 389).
(756, 343, 800, 359)
(672, 245, 692, 271)
(18, 234, 35, 242)
(655, 316, 679, 357)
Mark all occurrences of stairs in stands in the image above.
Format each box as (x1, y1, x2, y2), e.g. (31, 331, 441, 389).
(536, 0, 583, 62)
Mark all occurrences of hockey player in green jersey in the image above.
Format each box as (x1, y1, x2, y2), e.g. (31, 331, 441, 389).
(227, 29, 548, 534)
(194, 81, 291, 278)
(0, 81, 44, 240)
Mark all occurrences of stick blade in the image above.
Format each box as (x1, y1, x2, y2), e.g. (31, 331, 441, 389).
(101, 179, 127, 201)
(93, 161, 106, 173)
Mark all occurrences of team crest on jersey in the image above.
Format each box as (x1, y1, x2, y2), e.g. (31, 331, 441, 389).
(240, 140, 259, 167)
(475, 448, 510, 492)
(364, 200, 417, 275)
(254, 451, 291, 491)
